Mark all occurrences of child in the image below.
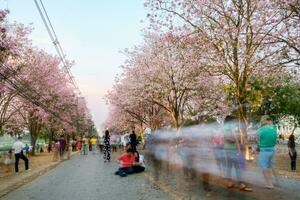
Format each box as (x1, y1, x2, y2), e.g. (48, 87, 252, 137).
(52, 140, 60, 162)
(4, 150, 13, 173)
(76, 138, 83, 154)
(115, 148, 135, 177)
(82, 137, 88, 155)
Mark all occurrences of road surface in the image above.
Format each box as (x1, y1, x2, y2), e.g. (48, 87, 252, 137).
(0, 152, 171, 200)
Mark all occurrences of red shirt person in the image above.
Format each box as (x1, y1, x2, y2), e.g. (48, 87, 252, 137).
(115, 149, 135, 177)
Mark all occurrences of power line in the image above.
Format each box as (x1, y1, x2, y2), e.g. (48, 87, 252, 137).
(33, 0, 81, 96)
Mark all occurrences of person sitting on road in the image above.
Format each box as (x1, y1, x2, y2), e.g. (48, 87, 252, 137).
(115, 148, 135, 177)
(132, 151, 145, 173)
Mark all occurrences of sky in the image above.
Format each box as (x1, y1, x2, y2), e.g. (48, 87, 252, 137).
(0, 0, 148, 131)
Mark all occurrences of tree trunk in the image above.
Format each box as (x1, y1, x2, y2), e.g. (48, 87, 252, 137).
(30, 134, 37, 156)
(48, 129, 54, 153)
(238, 102, 250, 160)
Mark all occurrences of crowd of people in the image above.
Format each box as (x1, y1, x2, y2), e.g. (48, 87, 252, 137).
(0, 119, 297, 198)
(145, 115, 298, 196)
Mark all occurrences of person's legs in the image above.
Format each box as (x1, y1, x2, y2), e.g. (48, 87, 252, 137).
(291, 152, 297, 171)
(260, 151, 274, 188)
(294, 152, 297, 170)
(118, 167, 133, 177)
(83, 145, 87, 155)
(263, 169, 273, 188)
(59, 148, 63, 159)
(124, 167, 133, 174)
(220, 150, 227, 177)
(20, 152, 29, 170)
(231, 153, 242, 183)
(133, 165, 145, 173)
(132, 145, 136, 152)
(14, 153, 20, 173)
(225, 150, 233, 180)
(225, 150, 235, 188)
(53, 150, 58, 161)
(106, 147, 111, 161)
(93, 145, 96, 154)
(289, 152, 294, 170)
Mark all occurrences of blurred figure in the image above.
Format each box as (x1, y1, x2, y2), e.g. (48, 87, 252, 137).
(212, 129, 226, 177)
(88, 137, 92, 151)
(4, 149, 13, 173)
(103, 130, 111, 162)
(98, 137, 104, 152)
(82, 137, 89, 155)
(67, 137, 72, 160)
(223, 116, 252, 191)
(52, 140, 60, 161)
(257, 116, 278, 189)
(177, 134, 197, 179)
(90, 136, 98, 154)
(58, 136, 66, 160)
(146, 134, 162, 181)
(130, 130, 137, 152)
(110, 134, 118, 152)
(194, 129, 213, 196)
(72, 139, 77, 152)
(288, 134, 297, 171)
(77, 137, 83, 154)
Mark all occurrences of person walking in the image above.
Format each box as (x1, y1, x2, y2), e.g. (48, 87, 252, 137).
(257, 116, 279, 189)
(76, 137, 83, 154)
(288, 134, 297, 171)
(12, 137, 29, 173)
(103, 130, 111, 162)
(223, 116, 252, 192)
(212, 129, 226, 177)
(91, 136, 97, 154)
(129, 130, 137, 152)
(58, 136, 66, 160)
(82, 137, 89, 155)
(88, 137, 92, 152)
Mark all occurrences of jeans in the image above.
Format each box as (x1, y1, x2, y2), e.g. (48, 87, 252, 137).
(225, 149, 242, 182)
(289, 151, 297, 171)
(15, 152, 29, 172)
(213, 147, 226, 175)
(131, 143, 136, 152)
(117, 167, 133, 177)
